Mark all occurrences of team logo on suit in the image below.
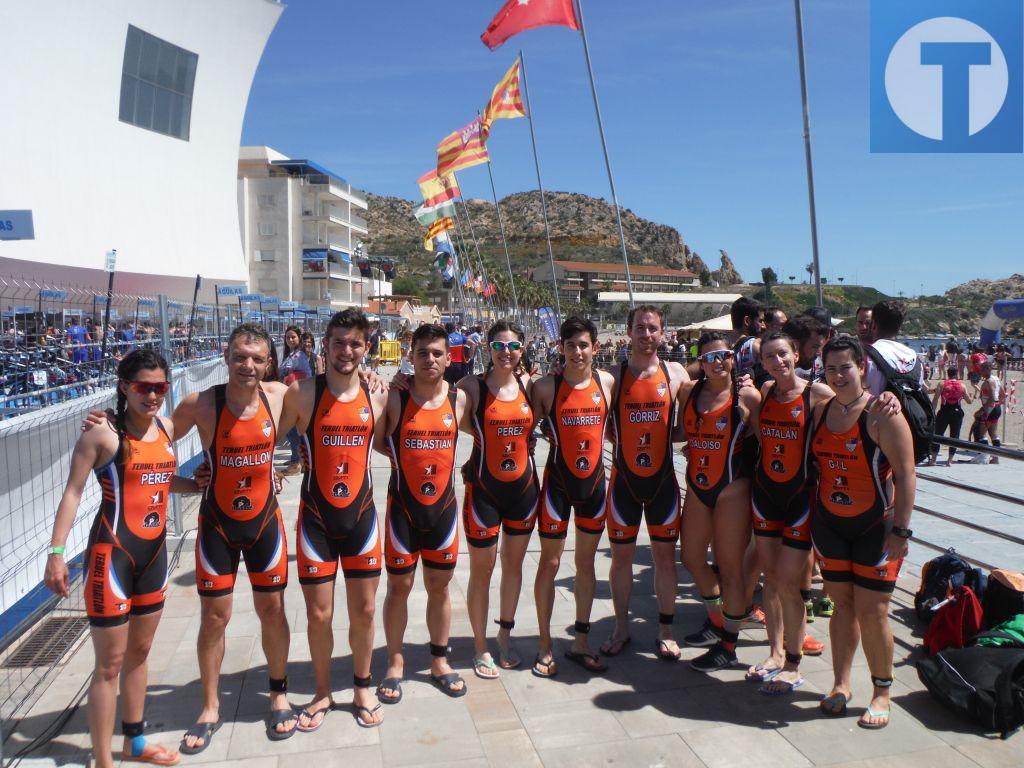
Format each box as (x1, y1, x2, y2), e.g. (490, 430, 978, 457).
(636, 452, 652, 468)
(500, 458, 517, 472)
(332, 482, 350, 498)
(715, 416, 728, 432)
(260, 419, 272, 437)
(591, 391, 601, 404)
(575, 456, 590, 471)
(232, 496, 252, 511)
(358, 406, 370, 423)
(791, 405, 803, 419)
(421, 481, 437, 496)
(237, 476, 252, 490)
(142, 511, 161, 528)
(845, 438, 859, 453)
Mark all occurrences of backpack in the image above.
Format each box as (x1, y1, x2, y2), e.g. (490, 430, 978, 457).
(924, 585, 984, 656)
(917, 645, 1024, 739)
(915, 549, 987, 623)
(976, 616, 1024, 648)
(864, 345, 935, 464)
(983, 570, 1024, 630)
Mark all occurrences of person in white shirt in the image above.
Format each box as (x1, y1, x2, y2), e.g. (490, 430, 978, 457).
(865, 301, 924, 396)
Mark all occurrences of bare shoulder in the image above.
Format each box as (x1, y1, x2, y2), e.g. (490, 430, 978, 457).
(678, 378, 698, 401)
(809, 381, 833, 405)
(369, 387, 388, 413)
(739, 385, 761, 409)
(596, 368, 616, 391)
(157, 415, 175, 440)
(261, 380, 290, 399)
(666, 360, 690, 384)
(533, 374, 555, 399)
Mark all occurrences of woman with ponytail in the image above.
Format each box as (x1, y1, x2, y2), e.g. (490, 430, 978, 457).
(457, 322, 539, 678)
(46, 350, 200, 768)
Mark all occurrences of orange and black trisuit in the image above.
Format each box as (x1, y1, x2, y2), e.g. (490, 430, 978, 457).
(751, 384, 813, 549)
(810, 398, 900, 592)
(539, 373, 609, 539)
(85, 422, 175, 626)
(682, 378, 749, 509)
(607, 361, 680, 544)
(197, 385, 286, 596)
(463, 375, 539, 547)
(385, 387, 459, 574)
(297, 376, 381, 583)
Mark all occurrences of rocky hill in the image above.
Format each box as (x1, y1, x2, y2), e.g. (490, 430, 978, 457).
(364, 190, 734, 281)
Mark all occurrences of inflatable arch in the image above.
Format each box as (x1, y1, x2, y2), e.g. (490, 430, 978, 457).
(979, 299, 1024, 347)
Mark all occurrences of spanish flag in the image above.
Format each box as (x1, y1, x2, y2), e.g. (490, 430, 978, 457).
(423, 217, 454, 250)
(482, 59, 526, 138)
(417, 169, 461, 209)
(437, 117, 490, 177)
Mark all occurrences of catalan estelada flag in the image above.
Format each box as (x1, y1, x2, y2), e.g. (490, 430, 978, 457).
(437, 117, 490, 177)
(423, 217, 454, 250)
(417, 169, 461, 209)
(482, 59, 526, 138)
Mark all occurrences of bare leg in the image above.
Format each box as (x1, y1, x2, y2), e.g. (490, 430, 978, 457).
(423, 566, 463, 692)
(570, 530, 603, 657)
(119, 612, 173, 758)
(467, 543, 498, 673)
(253, 590, 294, 734)
(751, 536, 784, 675)
(763, 545, 811, 690)
(184, 595, 231, 750)
(652, 539, 680, 653)
(87, 624, 129, 768)
(346, 575, 381, 723)
(496, 532, 531, 666)
(380, 571, 414, 700)
(824, 580, 858, 706)
(853, 586, 895, 726)
(604, 541, 635, 651)
(534, 535, 565, 668)
(298, 581, 335, 729)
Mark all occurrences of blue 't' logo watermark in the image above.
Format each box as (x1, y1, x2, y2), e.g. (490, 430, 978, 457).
(871, 0, 1022, 153)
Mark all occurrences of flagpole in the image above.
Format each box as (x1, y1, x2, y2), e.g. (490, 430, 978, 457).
(451, 199, 494, 320)
(794, 0, 823, 308)
(573, 0, 635, 308)
(518, 50, 562, 324)
(448, 210, 477, 321)
(481, 140, 521, 324)
(453, 188, 497, 320)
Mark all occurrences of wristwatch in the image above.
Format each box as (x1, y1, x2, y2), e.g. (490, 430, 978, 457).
(891, 526, 913, 539)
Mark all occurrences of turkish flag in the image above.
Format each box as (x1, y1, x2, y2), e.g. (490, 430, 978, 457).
(481, 0, 579, 50)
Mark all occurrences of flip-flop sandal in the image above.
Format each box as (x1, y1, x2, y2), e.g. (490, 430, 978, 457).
(376, 677, 403, 705)
(600, 636, 632, 657)
(655, 638, 681, 662)
(179, 721, 222, 755)
(266, 709, 298, 741)
(473, 656, 500, 679)
(745, 664, 782, 682)
(354, 702, 384, 728)
(496, 643, 522, 670)
(124, 743, 181, 766)
(759, 676, 805, 696)
(431, 672, 468, 698)
(858, 706, 891, 730)
(296, 702, 333, 733)
(532, 654, 558, 678)
(819, 692, 851, 717)
(564, 650, 608, 673)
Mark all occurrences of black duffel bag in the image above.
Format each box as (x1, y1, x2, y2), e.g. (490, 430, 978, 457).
(917, 644, 1024, 740)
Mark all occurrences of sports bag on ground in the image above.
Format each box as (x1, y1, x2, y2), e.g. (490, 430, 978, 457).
(983, 570, 1024, 630)
(915, 549, 987, 622)
(924, 585, 984, 656)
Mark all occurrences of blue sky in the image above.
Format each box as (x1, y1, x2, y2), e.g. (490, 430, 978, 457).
(241, 0, 1024, 295)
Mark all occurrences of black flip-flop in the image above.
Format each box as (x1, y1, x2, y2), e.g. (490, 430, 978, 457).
(179, 720, 221, 755)
(354, 702, 384, 728)
(531, 654, 558, 678)
(655, 638, 682, 662)
(431, 672, 468, 698)
(296, 702, 333, 733)
(600, 636, 632, 657)
(376, 677, 403, 705)
(564, 650, 608, 673)
(266, 709, 298, 741)
(819, 692, 850, 717)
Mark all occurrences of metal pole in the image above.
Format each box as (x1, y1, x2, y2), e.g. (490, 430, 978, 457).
(451, 202, 493, 319)
(794, 0, 824, 308)
(452, 187, 496, 318)
(518, 50, 562, 323)
(184, 274, 201, 362)
(157, 295, 182, 537)
(448, 210, 479, 321)
(100, 267, 115, 377)
(213, 285, 222, 349)
(573, 0, 635, 308)
(483, 154, 520, 323)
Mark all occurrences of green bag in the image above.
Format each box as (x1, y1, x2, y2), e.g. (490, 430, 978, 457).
(975, 614, 1024, 648)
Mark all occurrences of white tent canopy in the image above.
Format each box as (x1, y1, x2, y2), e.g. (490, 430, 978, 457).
(679, 313, 733, 331)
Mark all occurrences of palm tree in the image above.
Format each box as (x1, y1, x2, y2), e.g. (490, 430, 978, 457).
(805, 263, 815, 284)
(760, 267, 778, 302)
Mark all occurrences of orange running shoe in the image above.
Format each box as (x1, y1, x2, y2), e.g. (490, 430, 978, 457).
(802, 635, 824, 656)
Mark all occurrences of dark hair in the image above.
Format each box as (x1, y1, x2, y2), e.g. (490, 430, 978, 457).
(115, 349, 171, 440)
(227, 323, 273, 354)
(801, 306, 832, 329)
(283, 325, 303, 350)
(856, 305, 873, 317)
(763, 306, 786, 326)
(730, 297, 763, 331)
(871, 300, 905, 337)
(485, 321, 526, 376)
(560, 315, 597, 343)
(782, 314, 827, 343)
(265, 341, 280, 382)
(444, 322, 455, 334)
(759, 330, 797, 355)
(627, 304, 663, 330)
(325, 308, 370, 342)
(946, 367, 957, 379)
(412, 323, 448, 349)
(697, 331, 731, 352)
(822, 333, 864, 366)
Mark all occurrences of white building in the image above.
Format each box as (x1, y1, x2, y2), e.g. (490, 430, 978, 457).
(0, 0, 282, 299)
(238, 146, 389, 309)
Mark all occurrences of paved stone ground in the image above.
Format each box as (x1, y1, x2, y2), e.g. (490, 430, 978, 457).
(8, 412, 1024, 768)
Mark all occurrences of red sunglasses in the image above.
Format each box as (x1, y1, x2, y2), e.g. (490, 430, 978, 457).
(126, 381, 170, 395)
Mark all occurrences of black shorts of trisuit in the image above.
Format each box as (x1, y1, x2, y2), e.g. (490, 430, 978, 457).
(751, 481, 812, 550)
(84, 534, 167, 627)
(195, 507, 288, 596)
(811, 507, 901, 593)
(605, 469, 681, 545)
(384, 500, 460, 575)
(538, 470, 607, 540)
(463, 479, 539, 547)
(296, 500, 382, 584)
